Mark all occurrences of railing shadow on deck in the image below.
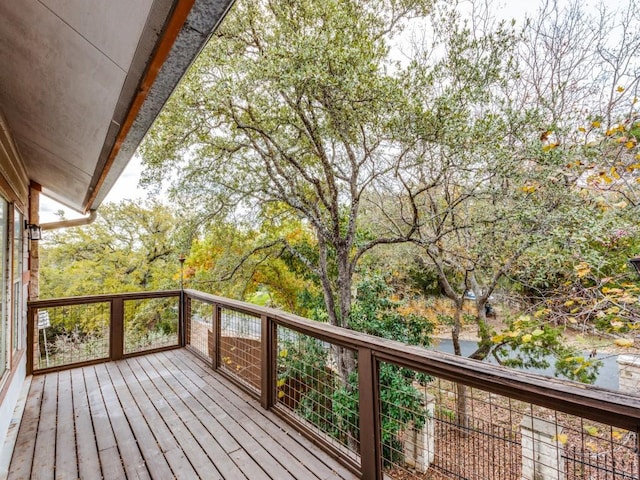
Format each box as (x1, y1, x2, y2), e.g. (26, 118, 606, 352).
(28, 289, 640, 480)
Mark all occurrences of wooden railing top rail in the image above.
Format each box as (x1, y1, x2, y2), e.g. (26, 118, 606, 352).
(186, 289, 640, 431)
(25, 289, 640, 430)
(28, 290, 181, 308)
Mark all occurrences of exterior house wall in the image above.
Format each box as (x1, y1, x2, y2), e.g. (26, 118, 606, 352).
(0, 110, 31, 450)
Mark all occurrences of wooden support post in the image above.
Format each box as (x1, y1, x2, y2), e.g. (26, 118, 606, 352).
(180, 291, 189, 347)
(260, 315, 276, 410)
(110, 298, 124, 361)
(359, 348, 382, 479)
(210, 304, 221, 369)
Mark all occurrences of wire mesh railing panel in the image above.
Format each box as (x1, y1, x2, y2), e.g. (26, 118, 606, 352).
(33, 302, 110, 371)
(562, 421, 639, 479)
(382, 374, 639, 480)
(219, 308, 262, 392)
(123, 296, 180, 354)
(275, 326, 360, 464)
(187, 299, 214, 359)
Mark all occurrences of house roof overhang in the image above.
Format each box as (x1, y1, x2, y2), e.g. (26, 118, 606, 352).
(0, 0, 233, 213)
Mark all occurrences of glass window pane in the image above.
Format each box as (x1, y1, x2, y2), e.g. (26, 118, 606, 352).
(13, 208, 22, 352)
(0, 200, 8, 377)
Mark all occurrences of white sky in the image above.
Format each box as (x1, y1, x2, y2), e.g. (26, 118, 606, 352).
(38, 0, 577, 223)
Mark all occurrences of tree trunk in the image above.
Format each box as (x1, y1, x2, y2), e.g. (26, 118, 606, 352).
(452, 304, 463, 356)
(469, 300, 492, 361)
(455, 383, 470, 432)
(451, 303, 470, 431)
(321, 243, 358, 450)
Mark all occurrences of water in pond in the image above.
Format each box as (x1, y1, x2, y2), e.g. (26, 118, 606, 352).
(430, 338, 620, 391)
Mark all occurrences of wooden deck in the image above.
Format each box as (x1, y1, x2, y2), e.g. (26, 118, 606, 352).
(7, 349, 357, 480)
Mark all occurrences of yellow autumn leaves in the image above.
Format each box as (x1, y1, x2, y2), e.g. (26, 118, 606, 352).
(553, 426, 627, 447)
(490, 320, 544, 344)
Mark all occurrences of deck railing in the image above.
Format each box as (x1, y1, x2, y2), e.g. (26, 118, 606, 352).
(183, 289, 640, 480)
(28, 289, 640, 479)
(27, 291, 182, 374)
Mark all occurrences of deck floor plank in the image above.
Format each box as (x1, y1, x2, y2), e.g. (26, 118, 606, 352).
(83, 366, 127, 480)
(54, 369, 78, 480)
(8, 348, 358, 480)
(175, 349, 357, 480)
(127, 356, 222, 480)
(152, 352, 290, 480)
(140, 354, 251, 480)
(117, 358, 200, 479)
(104, 361, 175, 480)
(7, 375, 45, 480)
(30, 373, 58, 480)
(70, 367, 102, 480)
(163, 350, 328, 480)
(94, 363, 151, 480)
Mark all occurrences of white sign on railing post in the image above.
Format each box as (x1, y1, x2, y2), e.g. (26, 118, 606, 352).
(37, 311, 50, 329)
(37, 311, 50, 367)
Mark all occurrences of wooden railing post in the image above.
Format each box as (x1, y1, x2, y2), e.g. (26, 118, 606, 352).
(210, 304, 221, 369)
(260, 315, 276, 410)
(359, 347, 382, 479)
(110, 297, 124, 361)
(181, 291, 189, 347)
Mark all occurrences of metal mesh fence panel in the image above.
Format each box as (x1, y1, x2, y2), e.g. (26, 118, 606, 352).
(275, 325, 360, 465)
(33, 302, 110, 370)
(219, 308, 262, 392)
(123, 296, 179, 354)
(381, 372, 639, 480)
(187, 299, 214, 360)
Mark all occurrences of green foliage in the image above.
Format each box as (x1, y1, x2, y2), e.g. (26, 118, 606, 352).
(348, 273, 433, 347)
(277, 273, 432, 464)
(406, 261, 442, 296)
(491, 315, 602, 384)
(41, 200, 179, 297)
(39, 201, 182, 351)
(141, 0, 435, 332)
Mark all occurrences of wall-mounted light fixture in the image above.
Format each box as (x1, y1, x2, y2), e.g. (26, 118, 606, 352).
(629, 257, 640, 276)
(25, 221, 42, 241)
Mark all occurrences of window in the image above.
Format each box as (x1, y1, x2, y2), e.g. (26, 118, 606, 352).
(12, 207, 23, 353)
(0, 199, 7, 378)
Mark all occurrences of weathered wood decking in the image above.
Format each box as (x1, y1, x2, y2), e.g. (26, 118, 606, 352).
(7, 349, 357, 479)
